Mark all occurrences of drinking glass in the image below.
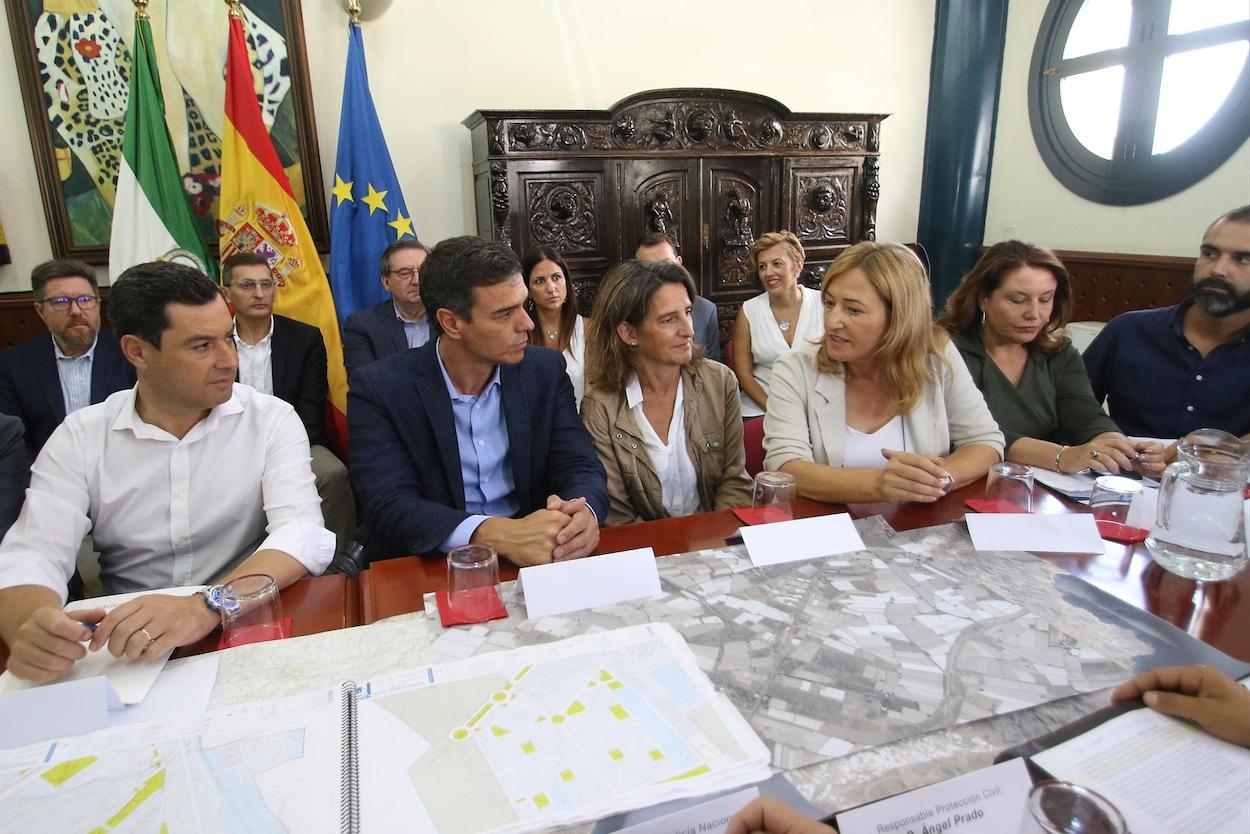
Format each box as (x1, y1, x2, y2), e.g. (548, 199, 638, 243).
(447, 544, 501, 617)
(1027, 781, 1126, 834)
(1089, 475, 1141, 524)
(220, 574, 287, 648)
(985, 462, 1034, 512)
(751, 471, 796, 521)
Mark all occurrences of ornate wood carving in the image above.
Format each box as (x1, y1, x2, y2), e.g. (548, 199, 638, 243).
(464, 90, 887, 349)
(526, 180, 598, 253)
(489, 162, 511, 245)
(795, 174, 850, 242)
(861, 157, 880, 242)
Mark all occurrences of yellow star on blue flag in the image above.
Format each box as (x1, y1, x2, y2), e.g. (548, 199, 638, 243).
(329, 23, 418, 323)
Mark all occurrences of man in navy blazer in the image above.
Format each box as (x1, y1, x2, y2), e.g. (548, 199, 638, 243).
(342, 239, 430, 374)
(349, 236, 607, 565)
(0, 259, 135, 464)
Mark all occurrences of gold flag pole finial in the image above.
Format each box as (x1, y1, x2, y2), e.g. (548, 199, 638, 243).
(225, 0, 243, 20)
(132, 0, 149, 20)
(346, 0, 362, 24)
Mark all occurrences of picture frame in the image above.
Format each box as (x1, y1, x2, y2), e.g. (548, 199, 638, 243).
(3, 0, 328, 264)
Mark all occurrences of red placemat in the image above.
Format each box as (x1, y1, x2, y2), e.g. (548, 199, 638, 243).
(732, 506, 793, 525)
(436, 587, 508, 626)
(1096, 519, 1149, 544)
(218, 617, 292, 649)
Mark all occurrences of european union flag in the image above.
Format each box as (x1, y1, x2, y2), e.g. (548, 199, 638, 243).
(328, 22, 416, 324)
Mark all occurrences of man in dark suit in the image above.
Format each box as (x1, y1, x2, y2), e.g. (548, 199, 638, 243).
(635, 232, 722, 362)
(342, 239, 429, 374)
(349, 236, 607, 566)
(0, 259, 135, 464)
(223, 252, 356, 552)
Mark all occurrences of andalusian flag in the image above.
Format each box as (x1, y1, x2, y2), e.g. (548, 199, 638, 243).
(109, 9, 211, 282)
(329, 21, 417, 323)
(218, 7, 348, 446)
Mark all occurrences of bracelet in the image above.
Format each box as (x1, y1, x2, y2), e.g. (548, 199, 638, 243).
(1053, 445, 1068, 473)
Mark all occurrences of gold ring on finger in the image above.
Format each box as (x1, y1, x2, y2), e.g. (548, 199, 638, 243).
(139, 627, 156, 652)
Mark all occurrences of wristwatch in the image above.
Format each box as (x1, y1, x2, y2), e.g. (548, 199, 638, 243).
(200, 584, 239, 617)
(938, 471, 955, 494)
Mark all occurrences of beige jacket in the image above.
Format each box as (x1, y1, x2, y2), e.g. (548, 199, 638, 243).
(581, 361, 752, 525)
(763, 340, 1005, 470)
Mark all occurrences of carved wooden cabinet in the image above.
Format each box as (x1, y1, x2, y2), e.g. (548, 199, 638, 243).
(464, 89, 885, 343)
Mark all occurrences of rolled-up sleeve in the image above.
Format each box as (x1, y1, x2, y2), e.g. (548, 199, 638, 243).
(762, 351, 817, 471)
(257, 405, 335, 575)
(940, 341, 1005, 457)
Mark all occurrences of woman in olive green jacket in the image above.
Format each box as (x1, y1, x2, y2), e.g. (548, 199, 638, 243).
(581, 259, 752, 526)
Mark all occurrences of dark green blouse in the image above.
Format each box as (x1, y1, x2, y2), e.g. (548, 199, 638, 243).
(951, 329, 1121, 450)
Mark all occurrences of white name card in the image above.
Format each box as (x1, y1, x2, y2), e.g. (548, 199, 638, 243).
(616, 787, 759, 834)
(741, 513, 867, 567)
(837, 758, 1043, 834)
(519, 547, 662, 619)
(966, 513, 1104, 553)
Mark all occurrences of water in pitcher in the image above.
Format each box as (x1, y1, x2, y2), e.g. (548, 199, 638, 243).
(1146, 429, 1249, 581)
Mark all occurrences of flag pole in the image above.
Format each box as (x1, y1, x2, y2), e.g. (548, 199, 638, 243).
(346, 1, 362, 25)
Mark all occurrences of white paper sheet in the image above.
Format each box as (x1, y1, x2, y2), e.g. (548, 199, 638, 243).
(110, 655, 219, 727)
(1033, 707, 1250, 834)
(0, 676, 120, 749)
(0, 585, 205, 705)
(1034, 469, 1097, 500)
(519, 547, 662, 619)
(966, 513, 1104, 553)
(741, 514, 866, 566)
(837, 758, 1042, 834)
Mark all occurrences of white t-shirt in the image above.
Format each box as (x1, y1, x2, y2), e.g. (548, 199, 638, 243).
(841, 416, 905, 469)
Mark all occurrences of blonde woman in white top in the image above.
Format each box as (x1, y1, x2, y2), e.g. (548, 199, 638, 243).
(732, 231, 824, 417)
(763, 241, 1003, 503)
(523, 247, 587, 405)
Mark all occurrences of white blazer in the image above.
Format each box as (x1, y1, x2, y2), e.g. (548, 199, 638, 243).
(762, 339, 1005, 470)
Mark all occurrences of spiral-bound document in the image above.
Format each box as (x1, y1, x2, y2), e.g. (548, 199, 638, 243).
(0, 624, 771, 834)
(339, 680, 360, 834)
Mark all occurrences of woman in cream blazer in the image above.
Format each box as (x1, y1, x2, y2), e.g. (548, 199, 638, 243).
(763, 242, 1004, 503)
(582, 259, 751, 525)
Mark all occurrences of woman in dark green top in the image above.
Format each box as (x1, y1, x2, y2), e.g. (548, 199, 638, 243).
(937, 241, 1165, 476)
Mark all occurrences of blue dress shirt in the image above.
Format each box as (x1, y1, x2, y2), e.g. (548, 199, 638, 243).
(435, 340, 520, 551)
(394, 302, 431, 350)
(54, 335, 97, 416)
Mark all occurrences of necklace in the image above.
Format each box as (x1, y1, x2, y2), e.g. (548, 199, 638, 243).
(544, 328, 559, 340)
(778, 320, 792, 332)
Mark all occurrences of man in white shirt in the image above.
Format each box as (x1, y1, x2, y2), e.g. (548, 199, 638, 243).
(0, 261, 334, 683)
(222, 252, 355, 553)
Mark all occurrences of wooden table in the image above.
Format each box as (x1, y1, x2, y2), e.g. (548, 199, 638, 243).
(0, 572, 359, 671)
(357, 481, 1250, 661)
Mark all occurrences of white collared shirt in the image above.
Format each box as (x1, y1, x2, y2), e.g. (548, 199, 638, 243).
(0, 384, 334, 600)
(625, 372, 699, 518)
(233, 317, 275, 395)
(53, 334, 98, 415)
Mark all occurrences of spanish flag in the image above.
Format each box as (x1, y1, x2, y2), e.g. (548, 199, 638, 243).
(217, 7, 347, 450)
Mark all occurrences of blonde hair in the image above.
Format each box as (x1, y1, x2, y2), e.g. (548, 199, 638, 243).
(585, 259, 702, 392)
(816, 241, 945, 414)
(748, 231, 805, 277)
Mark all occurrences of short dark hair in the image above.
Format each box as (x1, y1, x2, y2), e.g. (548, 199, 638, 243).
(221, 251, 271, 286)
(420, 236, 522, 336)
(31, 259, 98, 299)
(635, 232, 679, 256)
(379, 239, 428, 276)
(1208, 205, 1250, 233)
(110, 261, 223, 348)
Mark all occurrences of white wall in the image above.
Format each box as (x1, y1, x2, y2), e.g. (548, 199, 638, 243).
(984, 1, 1250, 256)
(0, 0, 936, 292)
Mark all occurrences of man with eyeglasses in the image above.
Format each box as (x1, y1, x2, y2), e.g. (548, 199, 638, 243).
(222, 252, 356, 554)
(0, 259, 134, 464)
(0, 261, 333, 683)
(342, 239, 430, 374)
